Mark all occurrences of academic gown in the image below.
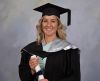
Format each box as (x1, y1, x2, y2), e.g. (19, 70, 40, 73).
(18, 39, 81, 81)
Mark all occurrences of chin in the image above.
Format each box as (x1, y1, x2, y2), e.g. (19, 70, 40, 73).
(45, 34, 54, 36)
(44, 32, 55, 36)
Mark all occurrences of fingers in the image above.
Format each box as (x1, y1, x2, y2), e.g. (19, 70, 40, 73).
(29, 57, 39, 69)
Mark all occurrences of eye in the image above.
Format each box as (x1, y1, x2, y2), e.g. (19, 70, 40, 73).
(43, 20, 47, 22)
(52, 21, 55, 22)
(51, 20, 56, 23)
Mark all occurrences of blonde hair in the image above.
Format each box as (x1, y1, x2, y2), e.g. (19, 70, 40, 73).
(36, 16, 66, 44)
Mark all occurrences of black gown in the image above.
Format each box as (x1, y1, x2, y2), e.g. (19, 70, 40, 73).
(18, 41, 81, 81)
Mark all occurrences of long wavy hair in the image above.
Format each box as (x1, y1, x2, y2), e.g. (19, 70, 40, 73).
(36, 16, 66, 44)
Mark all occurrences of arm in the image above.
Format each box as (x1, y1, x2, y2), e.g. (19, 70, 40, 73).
(61, 49, 81, 81)
(18, 51, 37, 81)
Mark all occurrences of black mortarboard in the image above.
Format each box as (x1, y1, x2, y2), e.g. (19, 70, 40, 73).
(33, 3, 71, 26)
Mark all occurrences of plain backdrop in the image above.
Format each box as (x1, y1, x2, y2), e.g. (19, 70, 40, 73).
(0, 0, 100, 81)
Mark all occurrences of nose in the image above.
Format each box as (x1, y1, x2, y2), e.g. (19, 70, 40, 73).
(47, 21, 51, 27)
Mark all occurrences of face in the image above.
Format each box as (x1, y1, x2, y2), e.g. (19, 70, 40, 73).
(42, 15, 58, 37)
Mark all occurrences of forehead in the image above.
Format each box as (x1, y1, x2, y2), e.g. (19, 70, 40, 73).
(42, 15, 58, 20)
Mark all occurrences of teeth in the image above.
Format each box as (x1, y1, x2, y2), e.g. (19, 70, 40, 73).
(46, 29, 52, 30)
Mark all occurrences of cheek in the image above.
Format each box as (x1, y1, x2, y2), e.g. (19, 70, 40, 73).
(41, 23, 47, 29)
(53, 24, 58, 31)
(54, 26, 58, 32)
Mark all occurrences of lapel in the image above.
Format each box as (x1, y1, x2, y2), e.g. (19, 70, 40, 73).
(21, 41, 47, 58)
(21, 39, 75, 58)
(47, 38, 70, 52)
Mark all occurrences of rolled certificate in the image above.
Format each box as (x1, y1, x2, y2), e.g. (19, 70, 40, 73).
(31, 55, 44, 80)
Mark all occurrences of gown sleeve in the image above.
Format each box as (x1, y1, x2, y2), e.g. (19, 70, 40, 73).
(18, 50, 37, 81)
(60, 48, 81, 81)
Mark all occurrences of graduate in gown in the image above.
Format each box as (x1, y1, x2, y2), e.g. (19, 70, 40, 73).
(19, 3, 81, 81)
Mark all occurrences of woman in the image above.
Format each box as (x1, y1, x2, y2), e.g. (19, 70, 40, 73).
(19, 3, 81, 81)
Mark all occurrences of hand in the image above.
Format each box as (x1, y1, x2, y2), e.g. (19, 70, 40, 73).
(29, 56, 39, 70)
(39, 79, 48, 81)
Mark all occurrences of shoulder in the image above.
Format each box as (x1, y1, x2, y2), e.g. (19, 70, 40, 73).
(63, 43, 78, 50)
(21, 41, 36, 50)
(63, 42, 80, 53)
(20, 41, 42, 53)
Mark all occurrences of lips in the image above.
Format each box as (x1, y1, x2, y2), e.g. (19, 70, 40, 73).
(43, 28, 54, 35)
(46, 28, 52, 31)
(43, 26, 57, 36)
(44, 27, 53, 31)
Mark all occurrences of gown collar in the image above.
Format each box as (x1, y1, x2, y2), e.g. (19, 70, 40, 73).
(21, 38, 77, 57)
(46, 38, 70, 52)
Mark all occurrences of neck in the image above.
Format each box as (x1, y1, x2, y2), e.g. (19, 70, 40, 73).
(43, 35, 57, 44)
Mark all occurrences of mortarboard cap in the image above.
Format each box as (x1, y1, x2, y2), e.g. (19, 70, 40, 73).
(33, 3, 71, 26)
